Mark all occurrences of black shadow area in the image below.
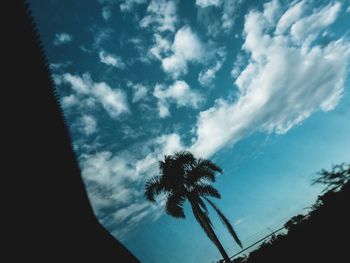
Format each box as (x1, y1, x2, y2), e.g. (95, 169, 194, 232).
(4, 1, 140, 262)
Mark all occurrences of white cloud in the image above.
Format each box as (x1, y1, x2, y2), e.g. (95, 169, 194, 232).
(161, 26, 204, 78)
(58, 72, 129, 118)
(93, 28, 113, 49)
(347, 6, 350, 13)
(81, 151, 139, 191)
(198, 61, 223, 87)
(80, 132, 184, 238)
(99, 50, 126, 69)
(53, 33, 72, 46)
(231, 54, 245, 79)
(140, 0, 178, 32)
(196, 0, 221, 8)
(120, 0, 147, 12)
(198, 48, 226, 87)
(149, 33, 171, 60)
(102, 6, 112, 20)
(155, 133, 184, 155)
(50, 61, 72, 70)
(221, 0, 242, 31)
(190, 1, 350, 158)
(93, 82, 130, 118)
(234, 217, 247, 226)
(154, 80, 204, 118)
(275, 1, 306, 35)
(290, 2, 342, 44)
(113, 202, 149, 223)
(263, 0, 282, 25)
(131, 83, 149, 103)
(80, 115, 98, 135)
(61, 94, 79, 108)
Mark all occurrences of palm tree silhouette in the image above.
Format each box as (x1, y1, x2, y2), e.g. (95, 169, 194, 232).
(145, 151, 242, 263)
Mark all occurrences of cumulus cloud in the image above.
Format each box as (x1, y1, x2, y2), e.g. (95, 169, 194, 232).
(140, 0, 178, 32)
(99, 50, 126, 69)
(149, 33, 171, 60)
(80, 133, 183, 238)
(161, 26, 204, 78)
(79, 115, 98, 136)
(56, 72, 129, 118)
(196, 0, 221, 8)
(190, 0, 350, 158)
(53, 33, 72, 46)
(154, 80, 204, 118)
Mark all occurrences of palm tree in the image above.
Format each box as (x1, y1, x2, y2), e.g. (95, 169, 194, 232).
(145, 151, 242, 263)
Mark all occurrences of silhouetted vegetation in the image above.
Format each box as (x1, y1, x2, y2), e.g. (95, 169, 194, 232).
(231, 163, 350, 263)
(145, 151, 242, 263)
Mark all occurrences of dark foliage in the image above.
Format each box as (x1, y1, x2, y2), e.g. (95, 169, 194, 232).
(145, 151, 242, 263)
(232, 163, 350, 263)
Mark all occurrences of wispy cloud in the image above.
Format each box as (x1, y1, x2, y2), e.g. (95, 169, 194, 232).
(53, 33, 72, 46)
(99, 50, 126, 69)
(55, 72, 129, 119)
(190, 1, 350, 158)
(198, 48, 226, 87)
(234, 217, 247, 226)
(120, 0, 147, 12)
(102, 6, 112, 20)
(221, 0, 243, 31)
(127, 82, 149, 103)
(49, 61, 72, 70)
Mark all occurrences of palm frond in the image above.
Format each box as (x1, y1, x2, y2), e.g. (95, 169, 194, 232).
(174, 151, 195, 164)
(204, 197, 243, 248)
(165, 192, 186, 218)
(145, 176, 165, 202)
(190, 200, 231, 261)
(191, 202, 215, 237)
(197, 196, 209, 213)
(196, 184, 221, 199)
(198, 158, 223, 173)
(188, 166, 216, 184)
(187, 158, 222, 185)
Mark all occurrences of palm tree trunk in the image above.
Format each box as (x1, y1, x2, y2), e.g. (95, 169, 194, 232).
(189, 197, 231, 263)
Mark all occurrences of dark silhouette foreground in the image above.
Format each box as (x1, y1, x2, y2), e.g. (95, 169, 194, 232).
(233, 163, 350, 263)
(4, 2, 139, 262)
(145, 151, 242, 263)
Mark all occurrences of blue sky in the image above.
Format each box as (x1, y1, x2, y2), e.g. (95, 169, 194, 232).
(29, 0, 350, 262)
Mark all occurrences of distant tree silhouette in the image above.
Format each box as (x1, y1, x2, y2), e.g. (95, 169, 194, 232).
(145, 151, 242, 263)
(312, 163, 350, 192)
(232, 162, 350, 263)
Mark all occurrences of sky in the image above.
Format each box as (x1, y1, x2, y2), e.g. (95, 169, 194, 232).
(29, 0, 350, 262)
